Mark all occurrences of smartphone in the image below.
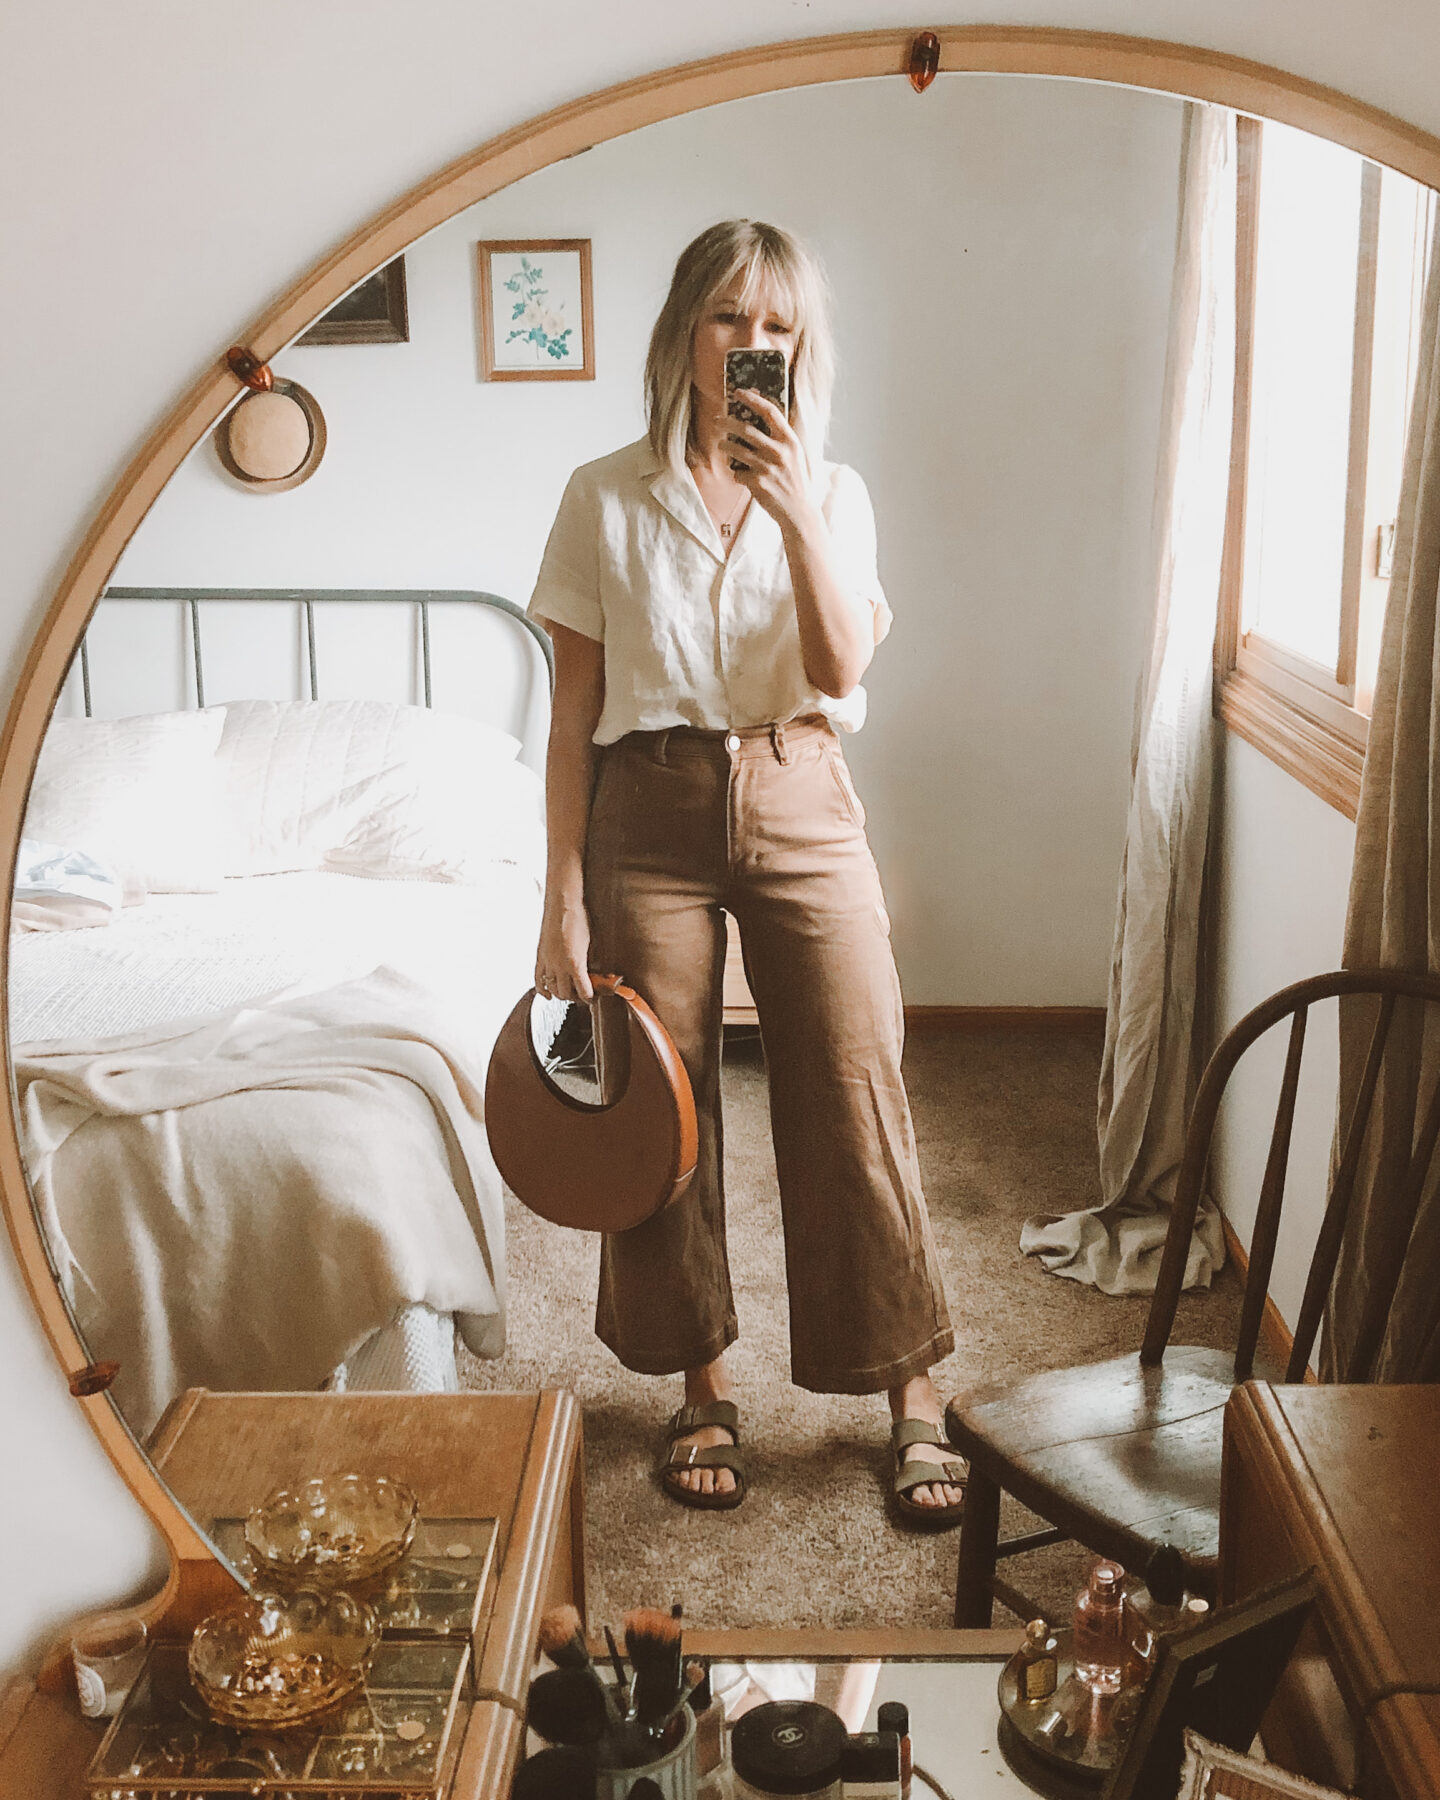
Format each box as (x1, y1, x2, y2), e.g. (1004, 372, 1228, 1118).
(725, 347, 789, 472)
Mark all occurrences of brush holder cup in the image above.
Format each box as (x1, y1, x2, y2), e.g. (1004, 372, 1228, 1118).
(595, 1701, 697, 1800)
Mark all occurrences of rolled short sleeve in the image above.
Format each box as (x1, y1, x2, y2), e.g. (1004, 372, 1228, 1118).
(822, 464, 892, 645)
(528, 466, 605, 642)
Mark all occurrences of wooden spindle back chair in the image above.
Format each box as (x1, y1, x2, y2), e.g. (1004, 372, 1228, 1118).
(947, 967, 1440, 1628)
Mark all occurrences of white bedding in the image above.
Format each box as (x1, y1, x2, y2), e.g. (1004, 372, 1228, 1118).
(8, 866, 542, 1060)
(17, 970, 510, 1435)
(8, 867, 543, 1418)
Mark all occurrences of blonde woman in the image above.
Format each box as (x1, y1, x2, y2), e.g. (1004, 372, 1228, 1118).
(528, 220, 964, 1525)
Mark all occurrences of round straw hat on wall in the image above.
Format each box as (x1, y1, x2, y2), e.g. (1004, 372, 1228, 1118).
(215, 372, 326, 491)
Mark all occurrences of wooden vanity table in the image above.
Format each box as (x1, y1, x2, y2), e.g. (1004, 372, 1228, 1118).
(0, 1381, 1030, 1799)
(0, 1388, 584, 1799)
(1222, 1381, 1440, 1799)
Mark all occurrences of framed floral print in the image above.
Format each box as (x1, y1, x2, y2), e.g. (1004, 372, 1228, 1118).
(476, 239, 594, 380)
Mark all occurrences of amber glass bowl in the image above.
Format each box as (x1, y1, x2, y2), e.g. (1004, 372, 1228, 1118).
(188, 1588, 379, 1729)
(243, 1472, 419, 1588)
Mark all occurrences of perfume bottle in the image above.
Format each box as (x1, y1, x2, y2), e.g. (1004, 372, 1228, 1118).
(1015, 1619, 1059, 1702)
(1125, 1547, 1213, 1680)
(1072, 1560, 1128, 1695)
(1125, 1544, 1187, 1679)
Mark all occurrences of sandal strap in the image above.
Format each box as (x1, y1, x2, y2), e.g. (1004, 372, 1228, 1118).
(665, 1440, 749, 1479)
(894, 1458, 967, 1497)
(891, 1417, 948, 1454)
(667, 1400, 740, 1442)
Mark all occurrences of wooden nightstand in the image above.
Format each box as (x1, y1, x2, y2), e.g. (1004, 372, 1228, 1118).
(0, 1389, 584, 1800)
(1222, 1382, 1440, 1798)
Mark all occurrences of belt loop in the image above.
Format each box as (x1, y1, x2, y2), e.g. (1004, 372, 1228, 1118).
(771, 721, 788, 765)
(654, 728, 670, 767)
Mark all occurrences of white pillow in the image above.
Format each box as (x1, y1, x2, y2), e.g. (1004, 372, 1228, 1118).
(326, 756, 546, 884)
(25, 710, 230, 892)
(218, 699, 525, 877)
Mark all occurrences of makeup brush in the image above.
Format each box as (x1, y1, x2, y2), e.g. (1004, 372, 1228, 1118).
(537, 1606, 627, 1735)
(649, 1658, 706, 1744)
(670, 1603, 684, 1699)
(602, 1623, 629, 1693)
(538, 1605, 595, 1672)
(623, 1607, 684, 1734)
(526, 1668, 610, 1748)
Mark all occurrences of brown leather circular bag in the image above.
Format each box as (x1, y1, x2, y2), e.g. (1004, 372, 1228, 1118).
(484, 973, 698, 1232)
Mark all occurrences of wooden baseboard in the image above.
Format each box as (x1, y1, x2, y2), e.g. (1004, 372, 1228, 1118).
(903, 1005, 1106, 1033)
(1219, 1214, 1318, 1381)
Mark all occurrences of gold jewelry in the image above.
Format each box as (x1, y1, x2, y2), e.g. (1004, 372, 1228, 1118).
(685, 448, 749, 541)
(718, 489, 748, 539)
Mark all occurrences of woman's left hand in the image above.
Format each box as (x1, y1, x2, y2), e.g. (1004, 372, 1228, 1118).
(726, 391, 819, 534)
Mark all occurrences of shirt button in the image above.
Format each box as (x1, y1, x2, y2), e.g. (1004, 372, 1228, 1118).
(725, 733, 741, 752)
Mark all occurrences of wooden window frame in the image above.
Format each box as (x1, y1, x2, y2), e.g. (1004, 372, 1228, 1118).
(1214, 115, 1376, 820)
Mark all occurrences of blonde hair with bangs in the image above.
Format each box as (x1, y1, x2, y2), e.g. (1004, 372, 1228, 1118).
(645, 220, 835, 474)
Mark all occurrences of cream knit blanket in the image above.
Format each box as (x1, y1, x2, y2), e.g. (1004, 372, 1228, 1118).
(15, 968, 506, 1435)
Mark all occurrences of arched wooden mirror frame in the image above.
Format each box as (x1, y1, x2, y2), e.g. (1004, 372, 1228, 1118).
(5, 26, 1440, 1626)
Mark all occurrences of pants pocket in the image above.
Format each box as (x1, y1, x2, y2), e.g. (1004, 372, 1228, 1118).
(825, 744, 867, 829)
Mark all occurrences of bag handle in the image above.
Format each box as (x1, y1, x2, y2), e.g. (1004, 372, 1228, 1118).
(485, 974, 698, 1232)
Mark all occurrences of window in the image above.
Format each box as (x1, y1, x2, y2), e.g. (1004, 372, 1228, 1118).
(1215, 115, 1435, 816)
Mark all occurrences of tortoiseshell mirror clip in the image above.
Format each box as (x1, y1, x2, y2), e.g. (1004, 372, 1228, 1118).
(908, 31, 940, 94)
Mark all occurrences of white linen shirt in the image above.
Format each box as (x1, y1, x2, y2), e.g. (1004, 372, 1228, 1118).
(527, 437, 891, 744)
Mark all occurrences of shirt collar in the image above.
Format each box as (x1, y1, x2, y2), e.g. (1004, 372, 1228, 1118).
(635, 438, 826, 568)
(642, 456, 726, 563)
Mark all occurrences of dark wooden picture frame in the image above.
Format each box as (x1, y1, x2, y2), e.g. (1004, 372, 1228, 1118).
(1102, 1571, 1319, 1800)
(297, 257, 409, 345)
(476, 238, 594, 381)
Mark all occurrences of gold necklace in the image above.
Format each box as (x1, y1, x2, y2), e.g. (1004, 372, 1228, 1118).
(717, 488, 748, 540)
(687, 449, 749, 541)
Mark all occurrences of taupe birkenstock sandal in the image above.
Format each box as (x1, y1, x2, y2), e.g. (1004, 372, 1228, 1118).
(890, 1417, 967, 1530)
(660, 1400, 748, 1511)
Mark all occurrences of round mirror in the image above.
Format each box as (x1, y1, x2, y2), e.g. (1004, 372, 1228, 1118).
(4, 32, 1436, 1592)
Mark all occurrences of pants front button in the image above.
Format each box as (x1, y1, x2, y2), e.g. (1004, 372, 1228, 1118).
(725, 732, 741, 751)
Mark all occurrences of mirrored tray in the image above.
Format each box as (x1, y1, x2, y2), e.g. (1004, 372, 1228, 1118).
(208, 1515, 498, 1640)
(87, 1637, 469, 1798)
(997, 1628, 1144, 1799)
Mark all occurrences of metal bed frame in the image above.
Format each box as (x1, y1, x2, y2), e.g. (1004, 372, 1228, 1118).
(83, 587, 555, 716)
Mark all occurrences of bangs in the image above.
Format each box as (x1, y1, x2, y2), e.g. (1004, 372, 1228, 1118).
(645, 219, 836, 473)
(723, 249, 803, 329)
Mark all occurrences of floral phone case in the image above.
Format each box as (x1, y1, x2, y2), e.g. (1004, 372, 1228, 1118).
(725, 348, 789, 470)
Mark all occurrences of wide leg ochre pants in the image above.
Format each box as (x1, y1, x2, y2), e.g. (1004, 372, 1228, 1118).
(584, 714, 953, 1395)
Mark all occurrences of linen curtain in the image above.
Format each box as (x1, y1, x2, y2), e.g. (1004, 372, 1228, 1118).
(1022, 104, 1235, 1295)
(1326, 210, 1440, 1381)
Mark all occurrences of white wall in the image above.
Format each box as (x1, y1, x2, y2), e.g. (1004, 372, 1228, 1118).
(1209, 733, 1357, 1336)
(1, 1, 1429, 1675)
(101, 74, 1181, 1004)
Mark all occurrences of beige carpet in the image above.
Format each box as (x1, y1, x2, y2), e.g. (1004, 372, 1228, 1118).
(461, 1024, 1243, 1632)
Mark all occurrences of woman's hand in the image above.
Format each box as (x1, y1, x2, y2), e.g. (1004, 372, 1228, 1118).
(536, 901, 594, 1005)
(725, 393, 876, 697)
(725, 390, 820, 535)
